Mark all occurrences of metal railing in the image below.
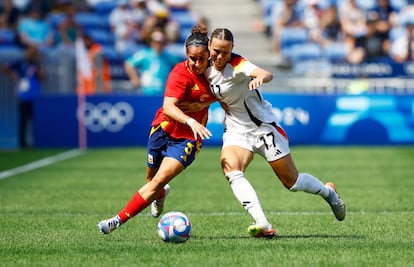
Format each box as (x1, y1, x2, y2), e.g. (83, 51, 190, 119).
(2, 49, 414, 96)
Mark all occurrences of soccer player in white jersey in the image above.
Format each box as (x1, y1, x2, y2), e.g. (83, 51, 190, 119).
(206, 28, 346, 238)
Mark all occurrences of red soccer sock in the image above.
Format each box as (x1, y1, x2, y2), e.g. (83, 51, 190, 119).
(117, 191, 150, 223)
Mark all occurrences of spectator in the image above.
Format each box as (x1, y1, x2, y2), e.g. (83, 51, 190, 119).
(130, 0, 152, 42)
(109, 0, 137, 52)
(164, 0, 191, 11)
(0, 13, 6, 29)
(317, 4, 342, 46)
(55, 3, 83, 48)
(140, 4, 180, 44)
(12, 0, 30, 11)
(124, 29, 180, 96)
(131, 0, 151, 25)
(23, 0, 52, 16)
(398, 1, 414, 20)
(1, 45, 45, 148)
(339, 0, 367, 50)
(17, 6, 54, 49)
(144, 0, 166, 13)
(370, 0, 398, 39)
(76, 33, 111, 95)
(0, 0, 21, 30)
(270, 0, 304, 65)
(390, 21, 414, 62)
(347, 15, 390, 64)
(302, 0, 324, 43)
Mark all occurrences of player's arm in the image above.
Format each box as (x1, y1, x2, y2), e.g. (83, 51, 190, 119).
(163, 96, 212, 140)
(248, 67, 273, 90)
(177, 98, 216, 113)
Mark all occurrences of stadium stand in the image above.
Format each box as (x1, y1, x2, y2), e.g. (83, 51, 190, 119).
(1, 0, 413, 94)
(253, 0, 414, 93)
(0, 0, 201, 93)
(74, 11, 110, 31)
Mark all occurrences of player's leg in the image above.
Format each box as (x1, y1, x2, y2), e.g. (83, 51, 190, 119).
(149, 137, 201, 218)
(264, 123, 346, 221)
(269, 154, 346, 221)
(147, 166, 171, 218)
(98, 157, 184, 234)
(145, 126, 171, 218)
(150, 184, 171, 218)
(221, 144, 275, 238)
(98, 128, 194, 234)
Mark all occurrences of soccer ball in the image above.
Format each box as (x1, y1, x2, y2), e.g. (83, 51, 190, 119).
(157, 211, 192, 243)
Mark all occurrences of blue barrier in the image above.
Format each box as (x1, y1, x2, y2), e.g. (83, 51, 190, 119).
(330, 57, 414, 78)
(35, 95, 162, 147)
(34, 94, 414, 148)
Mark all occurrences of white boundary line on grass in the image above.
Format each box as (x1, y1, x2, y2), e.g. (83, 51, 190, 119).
(0, 149, 85, 180)
(2, 210, 414, 217)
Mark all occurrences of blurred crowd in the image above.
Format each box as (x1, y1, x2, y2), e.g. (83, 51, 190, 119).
(0, 0, 202, 55)
(3, 0, 413, 72)
(0, 0, 203, 147)
(257, 0, 414, 66)
(0, 0, 207, 94)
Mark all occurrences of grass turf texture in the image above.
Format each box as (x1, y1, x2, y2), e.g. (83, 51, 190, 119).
(0, 146, 413, 267)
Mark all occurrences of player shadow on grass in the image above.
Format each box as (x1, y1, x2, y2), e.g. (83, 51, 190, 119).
(275, 234, 362, 239)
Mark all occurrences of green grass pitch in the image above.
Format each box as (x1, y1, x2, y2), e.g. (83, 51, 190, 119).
(0, 146, 413, 267)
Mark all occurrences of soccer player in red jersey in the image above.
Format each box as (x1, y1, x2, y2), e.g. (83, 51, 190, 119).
(98, 25, 215, 234)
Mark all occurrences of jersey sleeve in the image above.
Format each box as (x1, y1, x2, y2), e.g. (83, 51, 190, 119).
(164, 63, 188, 99)
(230, 53, 258, 77)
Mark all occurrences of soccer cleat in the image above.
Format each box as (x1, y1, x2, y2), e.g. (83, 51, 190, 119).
(97, 215, 122, 234)
(325, 182, 346, 221)
(247, 224, 277, 239)
(151, 184, 170, 218)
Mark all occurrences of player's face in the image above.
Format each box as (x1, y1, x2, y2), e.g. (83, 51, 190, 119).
(186, 46, 209, 75)
(209, 38, 233, 71)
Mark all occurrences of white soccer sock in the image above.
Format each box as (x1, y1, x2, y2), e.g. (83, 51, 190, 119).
(289, 173, 330, 198)
(226, 171, 271, 227)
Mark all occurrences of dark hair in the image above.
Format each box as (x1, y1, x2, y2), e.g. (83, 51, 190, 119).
(210, 28, 234, 43)
(185, 24, 209, 50)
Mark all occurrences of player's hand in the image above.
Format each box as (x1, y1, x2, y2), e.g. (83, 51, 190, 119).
(186, 119, 212, 140)
(249, 77, 264, 90)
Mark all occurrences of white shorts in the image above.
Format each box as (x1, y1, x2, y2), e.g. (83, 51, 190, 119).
(222, 123, 290, 162)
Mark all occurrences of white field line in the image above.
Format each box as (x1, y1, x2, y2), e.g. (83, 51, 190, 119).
(0, 149, 85, 180)
(195, 210, 414, 216)
(2, 210, 414, 217)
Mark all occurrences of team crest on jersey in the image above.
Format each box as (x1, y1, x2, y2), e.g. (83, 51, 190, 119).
(148, 154, 154, 164)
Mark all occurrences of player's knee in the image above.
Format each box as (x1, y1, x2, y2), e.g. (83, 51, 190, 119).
(225, 171, 244, 184)
(220, 159, 233, 174)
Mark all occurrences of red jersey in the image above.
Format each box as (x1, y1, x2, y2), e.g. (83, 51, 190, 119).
(152, 61, 215, 140)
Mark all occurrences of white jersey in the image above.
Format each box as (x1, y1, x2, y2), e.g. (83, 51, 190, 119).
(206, 53, 278, 132)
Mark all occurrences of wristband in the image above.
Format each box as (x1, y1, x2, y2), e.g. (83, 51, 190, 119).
(186, 118, 196, 126)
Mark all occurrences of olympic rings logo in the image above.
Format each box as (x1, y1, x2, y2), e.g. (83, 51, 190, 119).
(76, 102, 134, 133)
